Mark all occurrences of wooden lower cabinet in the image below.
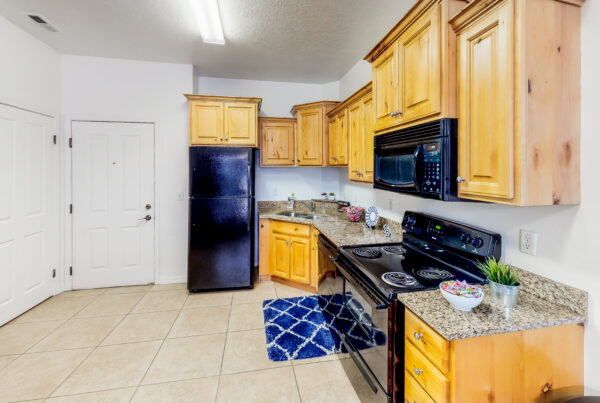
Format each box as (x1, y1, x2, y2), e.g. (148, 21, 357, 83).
(259, 219, 321, 292)
(404, 308, 584, 402)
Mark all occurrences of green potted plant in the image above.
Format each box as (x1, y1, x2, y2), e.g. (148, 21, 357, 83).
(328, 192, 335, 200)
(476, 258, 520, 308)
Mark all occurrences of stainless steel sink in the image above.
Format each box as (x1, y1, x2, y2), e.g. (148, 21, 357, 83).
(276, 211, 321, 220)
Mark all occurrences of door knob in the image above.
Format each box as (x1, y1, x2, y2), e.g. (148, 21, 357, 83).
(138, 215, 152, 221)
(145, 204, 152, 210)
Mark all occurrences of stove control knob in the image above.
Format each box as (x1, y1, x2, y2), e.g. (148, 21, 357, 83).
(405, 216, 416, 226)
(471, 237, 484, 248)
(460, 233, 472, 244)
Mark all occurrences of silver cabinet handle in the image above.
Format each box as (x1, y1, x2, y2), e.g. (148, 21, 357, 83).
(396, 109, 401, 115)
(390, 112, 395, 117)
(414, 367, 423, 376)
(456, 176, 465, 183)
(414, 332, 423, 341)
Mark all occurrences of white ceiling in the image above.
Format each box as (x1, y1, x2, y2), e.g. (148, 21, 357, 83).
(0, 0, 415, 83)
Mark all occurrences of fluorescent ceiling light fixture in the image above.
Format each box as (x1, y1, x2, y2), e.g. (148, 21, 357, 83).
(189, 0, 225, 45)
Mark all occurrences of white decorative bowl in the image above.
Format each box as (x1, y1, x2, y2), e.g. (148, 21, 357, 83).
(439, 283, 484, 312)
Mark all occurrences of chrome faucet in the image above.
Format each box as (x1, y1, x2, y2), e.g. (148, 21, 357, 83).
(298, 200, 316, 213)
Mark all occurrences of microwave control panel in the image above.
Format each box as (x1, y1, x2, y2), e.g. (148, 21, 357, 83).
(422, 143, 441, 194)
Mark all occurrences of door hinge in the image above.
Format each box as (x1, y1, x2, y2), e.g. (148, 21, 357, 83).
(69, 138, 72, 148)
(52, 269, 56, 278)
(528, 79, 532, 94)
(53, 135, 57, 145)
(69, 204, 73, 214)
(69, 266, 73, 276)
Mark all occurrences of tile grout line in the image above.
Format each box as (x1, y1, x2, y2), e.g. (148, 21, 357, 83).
(291, 363, 304, 403)
(47, 289, 152, 399)
(20, 291, 106, 355)
(128, 290, 190, 402)
(213, 289, 235, 402)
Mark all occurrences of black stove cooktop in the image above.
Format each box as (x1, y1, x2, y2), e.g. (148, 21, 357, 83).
(336, 211, 501, 301)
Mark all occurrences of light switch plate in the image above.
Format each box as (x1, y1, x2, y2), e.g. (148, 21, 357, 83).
(519, 229, 538, 256)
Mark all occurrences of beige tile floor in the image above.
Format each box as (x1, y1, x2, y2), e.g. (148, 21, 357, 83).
(0, 280, 377, 402)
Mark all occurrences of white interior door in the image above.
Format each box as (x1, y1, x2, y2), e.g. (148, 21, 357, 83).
(0, 104, 59, 326)
(72, 122, 155, 289)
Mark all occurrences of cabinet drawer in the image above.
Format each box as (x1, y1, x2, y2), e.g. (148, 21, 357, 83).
(405, 370, 434, 403)
(405, 340, 449, 403)
(405, 308, 449, 373)
(271, 221, 310, 237)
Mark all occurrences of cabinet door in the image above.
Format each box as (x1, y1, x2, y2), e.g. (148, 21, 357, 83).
(398, 3, 441, 124)
(297, 107, 323, 166)
(261, 120, 295, 166)
(289, 236, 310, 285)
(362, 94, 375, 183)
(190, 101, 223, 145)
(348, 101, 362, 181)
(328, 116, 337, 165)
(336, 109, 348, 165)
(224, 103, 257, 146)
(372, 42, 400, 131)
(457, 1, 514, 200)
(270, 232, 290, 279)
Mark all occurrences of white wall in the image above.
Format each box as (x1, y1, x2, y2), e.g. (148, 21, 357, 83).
(336, 0, 600, 390)
(61, 56, 193, 284)
(195, 75, 344, 201)
(339, 60, 372, 100)
(0, 15, 60, 116)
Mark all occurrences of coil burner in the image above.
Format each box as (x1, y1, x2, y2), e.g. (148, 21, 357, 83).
(381, 272, 418, 287)
(352, 248, 382, 259)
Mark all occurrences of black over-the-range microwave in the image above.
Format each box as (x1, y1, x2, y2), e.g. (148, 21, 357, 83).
(373, 118, 459, 201)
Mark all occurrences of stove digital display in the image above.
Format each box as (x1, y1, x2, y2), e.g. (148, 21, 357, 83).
(427, 221, 446, 236)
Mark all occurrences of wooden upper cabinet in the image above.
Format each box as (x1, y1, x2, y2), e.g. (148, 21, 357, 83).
(291, 101, 339, 167)
(456, 1, 514, 200)
(225, 103, 257, 145)
(348, 101, 362, 181)
(398, 3, 441, 123)
(451, 0, 582, 205)
(185, 94, 261, 147)
(362, 93, 375, 182)
(372, 43, 399, 131)
(328, 116, 337, 165)
(259, 117, 296, 167)
(190, 101, 223, 145)
(366, 0, 464, 133)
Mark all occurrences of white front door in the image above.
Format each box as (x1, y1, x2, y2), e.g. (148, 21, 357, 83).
(72, 122, 155, 289)
(0, 104, 58, 326)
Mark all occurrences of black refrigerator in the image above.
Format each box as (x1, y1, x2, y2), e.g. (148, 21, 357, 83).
(188, 147, 255, 291)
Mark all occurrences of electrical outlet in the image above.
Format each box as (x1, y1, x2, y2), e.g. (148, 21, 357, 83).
(273, 187, 279, 197)
(519, 229, 538, 256)
(387, 198, 393, 210)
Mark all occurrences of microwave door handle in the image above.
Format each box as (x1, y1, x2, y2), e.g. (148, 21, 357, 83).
(413, 145, 423, 191)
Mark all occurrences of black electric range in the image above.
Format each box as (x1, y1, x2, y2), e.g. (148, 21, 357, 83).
(330, 211, 501, 403)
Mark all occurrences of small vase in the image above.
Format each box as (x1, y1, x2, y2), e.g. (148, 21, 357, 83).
(489, 280, 520, 309)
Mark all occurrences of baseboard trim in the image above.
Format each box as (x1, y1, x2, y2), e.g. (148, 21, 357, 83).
(155, 276, 187, 285)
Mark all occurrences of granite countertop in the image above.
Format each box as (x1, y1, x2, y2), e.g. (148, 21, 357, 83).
(258, 201, 588, 341)
(258, 202, 401, 246)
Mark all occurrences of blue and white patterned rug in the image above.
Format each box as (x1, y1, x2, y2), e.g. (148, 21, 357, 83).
(262, 294, 386, 362)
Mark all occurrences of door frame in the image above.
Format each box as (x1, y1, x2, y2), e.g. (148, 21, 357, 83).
(62, 118, 159, 291)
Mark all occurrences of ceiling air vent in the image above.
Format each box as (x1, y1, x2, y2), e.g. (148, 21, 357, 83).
(26, 13, 60, 32)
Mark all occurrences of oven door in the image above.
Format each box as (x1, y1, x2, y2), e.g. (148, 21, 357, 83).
(333, 260, 392, 400)
(374, 142, 423, 193)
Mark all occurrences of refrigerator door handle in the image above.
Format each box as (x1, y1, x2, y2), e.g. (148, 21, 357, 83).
(248, 201, 251, 232)
(247, 165, 251, 197)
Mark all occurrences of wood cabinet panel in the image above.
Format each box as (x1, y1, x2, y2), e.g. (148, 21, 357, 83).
(372, 42, 399, 131)
(406, 341, 449, 403)
(270, 232, 290, 279)
(289, 235, 310, 284)
(362, 94, 375, 182)
(328, 116, 337, 165)
(405, 370, 435, 403)
(348, 102, 362, 181)
(297, 107, 323, 166)
(405, 308, 449, 373)
(186, 95, 261, 147)
(398, 3, 441, 123)
(190, 101, 223, 145)
(225, 103, 257, 146)
(456, 1, 514, 200)
(259, 117, 296, 166)
(335, 110, 348, 165)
